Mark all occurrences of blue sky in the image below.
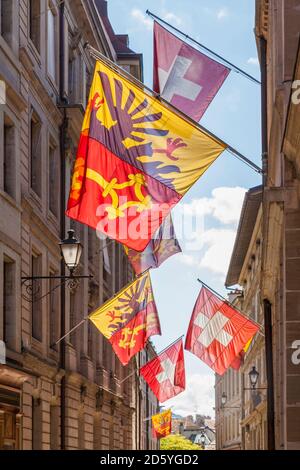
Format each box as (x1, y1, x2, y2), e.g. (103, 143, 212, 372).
(108, 0, 261, 416)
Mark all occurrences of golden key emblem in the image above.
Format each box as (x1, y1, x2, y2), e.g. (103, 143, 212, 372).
(86, 169, 152, 219)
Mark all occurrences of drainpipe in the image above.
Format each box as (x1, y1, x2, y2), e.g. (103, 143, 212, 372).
(263, 299, 275, 450)
(260, 36, 276, 451)
(241, 372, 245, 449)
(260, 36, 268, 186)
(59, 0, 67, 450)
(145, 379, 150, 450)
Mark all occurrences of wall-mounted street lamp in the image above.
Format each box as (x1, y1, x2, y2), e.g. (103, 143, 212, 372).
(244, 365, 267, 391)
(248, 366, 259, 389)
(21, 230, 92, 302)
(220, 392, 240, 410)
(59, 229, 83, 274)
(221, 392, 227, 407)
(200, 432, 206, 450)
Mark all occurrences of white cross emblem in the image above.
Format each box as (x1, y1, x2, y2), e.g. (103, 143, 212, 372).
(156, 358, 176, 384)
(195, 311, 233, 348)
(158, 55, 203, 102)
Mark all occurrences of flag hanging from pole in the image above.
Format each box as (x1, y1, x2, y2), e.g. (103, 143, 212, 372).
(152, 409, 172, 439)
(153, 21, 230, 122)
(140, 338, 185, 402)
(124, 214, 181, 275)
(66, 58, 226, 251)
(89, 271, 161, 365)
(230, 337, 253, 370)
(185, 286, 259, 375)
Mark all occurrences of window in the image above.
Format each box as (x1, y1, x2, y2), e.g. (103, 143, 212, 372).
(3, 256, 15, 349)
(48, 139, 59, 217)
(93, 414, 102, 450)
(47, 5, 56, 81)
(30, 110, 42, 197)
(69, 290, 76, 347)
(88, 322, 95, 360)
(88, 228, 94, 261)
(78, 409, 85, 449)
(102, 239, 111, 285)
(3, 115, 16, 198)
(32, 397, 42, 449)
(49, 270, 59, 349)
(0, 0, 13, 45)
(31, 253, 42, 341)
(122, 253, 129, 286)
(68, 45, 77, 101)
(29, 0, 41, 52)
(115, 245, 121, 292)
(102, 337, 108, 369)
(50, 405, 59, 449)
(84, 69, 91, 108)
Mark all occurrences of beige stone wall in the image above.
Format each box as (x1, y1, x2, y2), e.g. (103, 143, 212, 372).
(216, 203, 267, 450)
(256, 0, 300, 450)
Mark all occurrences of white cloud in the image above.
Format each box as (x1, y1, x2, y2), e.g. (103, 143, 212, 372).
(164, 373, 215, 417)
(198, 228, 237, 275)
(247, 57, 259, 67)
(175, 187, 246, 276)
(130, 9, 152, 30)
(179, 228, 237, 276)
(217, 7, 229, 20)
(163, 12, 182, 26)
(182, 187, 246, 225)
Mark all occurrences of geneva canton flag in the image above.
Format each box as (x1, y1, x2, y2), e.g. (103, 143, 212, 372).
(66, 59, 226, 251)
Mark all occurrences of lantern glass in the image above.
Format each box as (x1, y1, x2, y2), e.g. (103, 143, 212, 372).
(221, 392, 227, 406)
(249, 366, 259, 388)
(60, 230, 82, 273)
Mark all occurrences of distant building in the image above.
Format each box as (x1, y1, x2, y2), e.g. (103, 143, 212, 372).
(172, 414, 215, 450)
(138, 342, 160, 451)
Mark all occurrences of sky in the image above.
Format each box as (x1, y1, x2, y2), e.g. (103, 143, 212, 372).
(108, 0, 261, 417)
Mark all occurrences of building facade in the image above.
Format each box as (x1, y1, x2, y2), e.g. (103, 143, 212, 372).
(256, 0, 300, 450)
(216, 0, 300, 450)
(0, 0, 157, 450)
(138, 342, 160, 451)
(216, 186, 267, 450)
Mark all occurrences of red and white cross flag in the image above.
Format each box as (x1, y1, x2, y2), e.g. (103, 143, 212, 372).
(185, 286, 259, 375)
(140, 338, 185, 403)
(153, 21, 230, 122)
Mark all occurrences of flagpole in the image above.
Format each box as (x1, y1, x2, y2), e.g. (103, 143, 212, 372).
(95, 238, 114, 255)
(87, 269, 149, 319)
(145, 10, 261, 86)
(155, 335, 185, 357)
(52, 271, 150, 346)
(52, 316, 89, 347)
(119, 370, 136, 384)
(85, 44, 262, 175)
(197, 278, 264, 332)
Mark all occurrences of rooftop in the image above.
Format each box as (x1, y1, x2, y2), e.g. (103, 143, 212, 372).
(225, 186, 262, 287)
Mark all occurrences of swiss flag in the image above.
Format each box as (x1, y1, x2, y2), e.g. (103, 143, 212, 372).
(140, 338, 185, 403)
(153, 21, 230, 122)
(185, 286, 259, 375)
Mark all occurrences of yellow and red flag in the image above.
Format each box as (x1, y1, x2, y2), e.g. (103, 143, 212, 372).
(124, 214, 181, 275)
(152, 409, 172, 439)
(89, 271, 161, 365)
(66, 58, 226, 251)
